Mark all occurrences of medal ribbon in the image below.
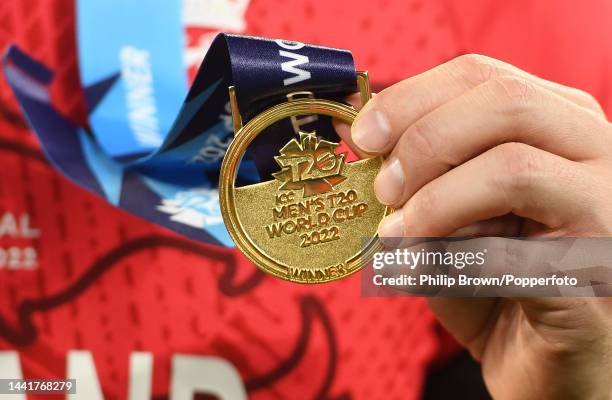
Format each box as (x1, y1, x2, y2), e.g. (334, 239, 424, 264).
(3, 31, 356, 246)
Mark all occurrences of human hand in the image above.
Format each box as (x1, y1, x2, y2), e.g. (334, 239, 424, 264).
(336, 54, 612, 399)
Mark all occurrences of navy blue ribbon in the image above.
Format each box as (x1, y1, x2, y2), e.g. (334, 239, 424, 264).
(2, 33, 357, 246)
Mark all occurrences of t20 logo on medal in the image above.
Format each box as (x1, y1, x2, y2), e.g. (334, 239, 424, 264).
(272, 132, 347, 197)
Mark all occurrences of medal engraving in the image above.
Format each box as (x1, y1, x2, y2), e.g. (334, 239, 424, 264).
(232, 132, 385, 282)
(220, 74, 390, 283)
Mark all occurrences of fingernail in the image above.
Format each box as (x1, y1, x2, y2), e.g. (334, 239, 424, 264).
(374, 157, 405, 205)
(378, 211, 405, 238)
(351, 108, 391, 152)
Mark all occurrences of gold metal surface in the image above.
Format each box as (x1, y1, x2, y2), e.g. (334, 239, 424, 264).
(220, 73, 390, 283)
(228, 86, 243, 134)
(356, 71, 371, 108)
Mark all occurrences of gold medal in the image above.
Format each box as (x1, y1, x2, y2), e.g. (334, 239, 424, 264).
(220, 72, 391, 283)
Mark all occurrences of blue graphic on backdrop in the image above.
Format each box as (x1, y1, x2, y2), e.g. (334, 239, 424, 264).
(77, 0, 188, 159)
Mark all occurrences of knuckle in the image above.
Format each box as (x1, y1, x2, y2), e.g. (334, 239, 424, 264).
(402, 119, 439, 161)
(573, 88, 598, 104)
(489, 76, 539, 115)
(451, 53, 500, 86)
(492, 142, 540, 189)
(573, 88, 605, 114)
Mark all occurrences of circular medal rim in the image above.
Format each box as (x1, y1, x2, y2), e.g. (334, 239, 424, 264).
(219, 97, 390, 284)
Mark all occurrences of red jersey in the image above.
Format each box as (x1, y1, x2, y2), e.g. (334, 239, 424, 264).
(1, 0, 611, 399)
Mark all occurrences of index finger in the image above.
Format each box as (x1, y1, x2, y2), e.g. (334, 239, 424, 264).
(339, 54, 605, 156)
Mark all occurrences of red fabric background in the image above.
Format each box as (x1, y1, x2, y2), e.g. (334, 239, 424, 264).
(1, 1, 611, 399)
